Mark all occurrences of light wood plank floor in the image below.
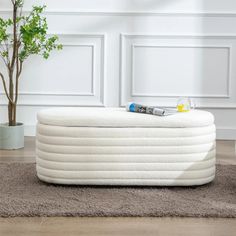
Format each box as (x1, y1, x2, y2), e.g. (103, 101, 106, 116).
(0, 138, 235, 236)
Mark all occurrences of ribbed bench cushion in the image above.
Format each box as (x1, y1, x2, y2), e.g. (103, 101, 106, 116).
(37, 108, 214, 128)
(36, 108, 216, 186)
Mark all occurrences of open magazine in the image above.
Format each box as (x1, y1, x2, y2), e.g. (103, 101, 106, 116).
(126, 102, 178, 116)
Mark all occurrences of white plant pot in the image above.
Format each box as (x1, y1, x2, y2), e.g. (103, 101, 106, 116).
(0, 123, 24, 150)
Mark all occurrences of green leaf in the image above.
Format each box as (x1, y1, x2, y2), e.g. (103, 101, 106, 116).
(1, 51, 8, 58)
(16, 0, 24, 7)
(0, 3, 62, 63)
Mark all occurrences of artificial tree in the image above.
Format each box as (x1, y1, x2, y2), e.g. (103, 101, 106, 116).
(0, 0, 62, 126)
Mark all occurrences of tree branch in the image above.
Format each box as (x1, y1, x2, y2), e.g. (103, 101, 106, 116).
(0, 44, 10, 68)
(10, 4, 18, 73)
(0, 72, 14, 104)
(0, 51, 8, 68)
(4, 39, 10, 65)
(14, 53, 23, 104)
(16, 4, 23, 35)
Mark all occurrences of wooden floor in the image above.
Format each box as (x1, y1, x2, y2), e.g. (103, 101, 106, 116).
(0, 138, 235, 236)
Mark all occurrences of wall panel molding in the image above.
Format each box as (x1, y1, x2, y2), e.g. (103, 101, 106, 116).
(0, 33, 106, 107)
(120, 34, 236, 108)
(131, 44, 231, 98)
(0, 44, 96, 97)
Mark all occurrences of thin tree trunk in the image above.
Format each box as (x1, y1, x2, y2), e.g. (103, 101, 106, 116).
(12, 103, 16, 125)
(7, 3, 18, 126)
(8, 101, 17, 126)
(8, 103, 12, 126)
(13, 104, 17, 126)
(8, 71, 16, 126)
(8, 102, 15, 126)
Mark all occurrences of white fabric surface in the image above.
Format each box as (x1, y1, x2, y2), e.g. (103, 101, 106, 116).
(37, 174, 215, 186)
(36, 149, 215, 163)
(37, 166, 215, 180)
(36, 157, 215, 171)
(36, 108, 216, 186)
(37, 133, 216, 146)
(37, 141, 215, 154)
(37, 123, 216, 138)
(37, 108, 214, 128)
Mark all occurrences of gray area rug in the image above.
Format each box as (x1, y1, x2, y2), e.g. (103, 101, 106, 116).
(0, 163, 235, 217)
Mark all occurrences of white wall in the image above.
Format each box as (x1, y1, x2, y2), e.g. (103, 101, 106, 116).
(0, 0, 236, 138)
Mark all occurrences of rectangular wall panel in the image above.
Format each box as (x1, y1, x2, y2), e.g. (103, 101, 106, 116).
(0, 34, 105, 106)
(121, 34, 236, 109)
(20, 45, 95, 96)
(132, 45, 229, 98)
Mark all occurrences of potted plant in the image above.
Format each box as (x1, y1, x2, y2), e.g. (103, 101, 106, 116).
(0, 0, 62, 149)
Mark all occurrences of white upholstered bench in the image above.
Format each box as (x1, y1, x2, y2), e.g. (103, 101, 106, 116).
(36, 108, 216, 186)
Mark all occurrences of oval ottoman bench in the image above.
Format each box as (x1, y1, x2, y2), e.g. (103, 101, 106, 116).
(36, 108, 216, 186)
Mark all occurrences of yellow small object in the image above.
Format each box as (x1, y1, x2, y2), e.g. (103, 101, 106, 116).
(177, 104, 189, 112)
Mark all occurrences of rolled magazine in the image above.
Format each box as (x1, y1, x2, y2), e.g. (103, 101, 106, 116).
(126, 102, 177, 116)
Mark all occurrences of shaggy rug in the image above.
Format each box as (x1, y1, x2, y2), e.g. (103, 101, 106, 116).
(0, 163, 235, 217)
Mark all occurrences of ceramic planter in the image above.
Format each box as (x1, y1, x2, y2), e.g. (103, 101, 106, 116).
(0, 123, 24, 150)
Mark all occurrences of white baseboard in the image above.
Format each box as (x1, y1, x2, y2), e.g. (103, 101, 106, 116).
(216, 128, 236, 140)
(24, 125, 236, 140)
(24, 125, 36, 137)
